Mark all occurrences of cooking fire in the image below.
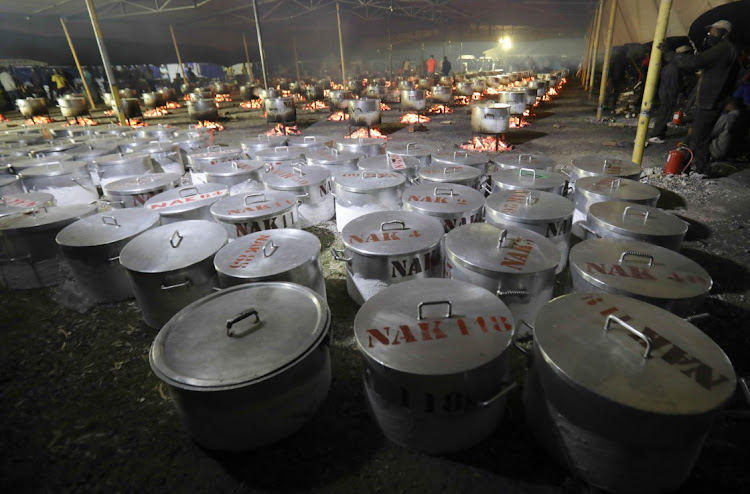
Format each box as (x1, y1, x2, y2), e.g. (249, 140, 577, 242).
(265, 123, 301, 136)
(300, 101, 328, 111)
(428, 104, 453, 114)
(215, 94, 232, 103)
(162, 102, 182, 109)
(510, 117, 530, 128)
(453, 96, 471, 105)
(196, 120, 225, 131)
(143, 108, 169, 117)
(400, 113, 431, 124)
(345, 128, 387, 139)
(460, 135, 513, 152)
(123, 118, 147, 128)
(0, 114, 8, 122)
(64, 116, 98, 126)
(240, 100, 263, 109)
(380, 103, 391, 111)
(24, 116, 54, 125)
(327, 111, 349, 121)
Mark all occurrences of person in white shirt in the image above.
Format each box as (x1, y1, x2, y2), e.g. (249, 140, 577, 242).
(0, 68, 20, 105)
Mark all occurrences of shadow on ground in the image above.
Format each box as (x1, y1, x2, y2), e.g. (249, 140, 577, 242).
(680, 248, 750, 294)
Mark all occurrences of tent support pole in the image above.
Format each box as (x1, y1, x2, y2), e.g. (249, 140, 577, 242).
(581, 14, 594, 85)
(60, 17, 96, 110)
(596, 0, 618, 120)
(387, 14, 393, 82)
(169, 25, 187, 83)
(587, 0, 604, 95)
(336, 1, 346, 84)
(633, 0, 673, 166)
(252, 0, 269, 91)
(84, 0, 125, 125)
(242, 34, 254, 83)
(293, 38, 301, 83)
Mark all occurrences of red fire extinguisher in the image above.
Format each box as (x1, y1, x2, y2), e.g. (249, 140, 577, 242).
(664, 145, 693, 175)
(672, 111, 684, 125)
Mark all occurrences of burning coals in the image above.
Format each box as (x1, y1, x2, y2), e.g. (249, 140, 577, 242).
(460, 136, 513, 152)
(143, 108, 169, 118)
(453, 96, 471, 105)
(163, 102, 182, 109)
(327, 111, 349, 121)
(509, 117, 530, 128)
(123, 119, 147, 128)
(428, 104, 453, 114)
(24, 116, 54, 125)
(64, 116, 97, 126)
(215, 94, 232, 103)
(300, 101, 328, 111)
(265, 123, 300, 136)
(380, 103, 391, 111)
(195, 120, 225, 131)
(400, 113, 431, 124)
(103, 110, 114, 116)
(0, 114, 8, 122)
(240, 100, 263, 110)
(345, 128, 387, 139)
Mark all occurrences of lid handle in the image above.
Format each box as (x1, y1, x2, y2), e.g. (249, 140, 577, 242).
(525, 191, 538, 206)
(101, 215, 120, 228)
(433, 187, 454, 197)
(274, 146, 288, 152)
(304, 136, 317, 143)
(257, 133, 270, 140)
(417, 300, 452, 320)
(519, 168, 537, 179)
(226, 308, 261, 337)
(518, 154, 533, 162)
(361, 171, 379, 179)
(405, 142, 418, 154)
(619, 251, 654, 266)
(496, 229, 509, 248)
(609, 178, 621, 189)
(558, 165, 571, 177)
(244, 193, 267, 204)
(178, 186, 199, 198)
(453, 150, 468, 160)
(623, 205, 650, 221)
(169, 230, 183, 249)
(443, 167, 460, 174)
(263, 239, 278, 257)
(292, 166, 305, 176)
(604, 315, 652, 359)
(231, 160, 239, 170)
(602, 159, 610, 169)
(381, 219, 409, 232)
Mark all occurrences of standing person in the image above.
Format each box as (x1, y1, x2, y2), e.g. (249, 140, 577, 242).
(0, 68, 21, 104)
(648, 45, 692, 143)
(173, 73, 184, 97)
(441, 56, 451, 76)
(669, 20, 739, 176)
(426, 54, 437, 75)
(51, 70, 69, 98)
(402, 58, 412, 76)
(30, 67, 43, 93)
(605, 46, 627, 110)
(186, 67, 197, 85)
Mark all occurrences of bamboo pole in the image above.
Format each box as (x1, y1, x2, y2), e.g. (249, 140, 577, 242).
(581, 13, 595, 85)
(581, 31, 591, 84)
(83, 0, 125, 125)
(60, 18, 96, 110)
(169, 25, 187, 83)
(336, 1, 346, 84)
(252, 0, 269, 90)
(242, 33, 254, 83)
(587, 0, 604, 94)
(633, 0, 673, 166)
(387, 15, 393, 81)
(596, 0, 618, 120)
(293, 38, 301, 83)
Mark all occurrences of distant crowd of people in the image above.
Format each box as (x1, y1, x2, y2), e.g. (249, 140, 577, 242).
(399, 55, 451, 77)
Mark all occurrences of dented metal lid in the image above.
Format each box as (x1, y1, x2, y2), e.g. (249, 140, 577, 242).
(354, 278, 514, 375)
(341, 210, 444, 257)
(534, 292, 735, 415)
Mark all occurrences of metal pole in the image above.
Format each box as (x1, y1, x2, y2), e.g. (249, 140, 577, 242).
(587, 0, 604, 95)
(387, 14, 393, 81)
(633, 0, 673, 166)
(251, 0, 269, 90)
(169, 25, 187, 83)
(596, 0, 618, 120)
(83, 0, 125, 125)
(242, 33, 254, 83)
(336, 1, 346, 84)
(60, 18, 96, 110)
(293, 38, 301, 83)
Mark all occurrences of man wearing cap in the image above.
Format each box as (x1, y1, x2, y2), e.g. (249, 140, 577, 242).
(666, 20, 739, 176)
(648, 45, 692, 144)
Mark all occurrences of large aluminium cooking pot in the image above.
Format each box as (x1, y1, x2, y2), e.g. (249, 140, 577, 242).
(348, 98, 381, 127)
(120, 220, 228, 328)
(568, 238, 711, 315)
(16, 98, 48, 117)
(400, 89, 427, 112)
(524, 293, 735, 494)
(585, 201, 688, 250)
(103, 173, 181, 209)
(455, 82, 475, 97)
(333, 210, 444, 305)
(58, 96, 89, 118)
(187, 99, 219, 122)
(572, 176, 660, 232)
(471, 103, 510, 134)
(332, 170, 406, 232)
(262, 164, 333, 228)
(417, 164, 482, 190)
(56, 209, 161, 302)
(203, 159, 264, 187)
(493, 153, 556, 172)
(150, 282, 331, 451)
(498, 91, 527, 115)
(335, 137, 386, 157)
(355, 278, 516, 454)
(210, 191, 300, 237)
(144, 183, 228, 224)
(563, 155, 642, 188)
(402, 183, 484, 232)
(430, 85, 453, 103)
(488, 168, 568, 196)
(329, 90, 355, 110)
(264, 97, 296, 124)
(240, 135, 289, 159)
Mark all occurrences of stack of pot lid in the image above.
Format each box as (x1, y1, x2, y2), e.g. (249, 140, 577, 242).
(150, 282, 329, 390)
(568, 238, 712, 311)
(0, 192, 55, 219)
(56, 209, 160, 249)
(417, 165, 482, 188)
(430, 150, 493, 175)
(492, 153, 556, 172)
(204, 159, 264, 185)
(490, 167, 568, 195)
(342, 211, 444, 258)
(575, 177, 660, 210)
(255, 146, 306, 168)
(335, 137, 387, 157)
(444, 223, 559, 278)
(103, 173, 181, 201)
(287, 135, 333, 150)
(485, 189, 574, 227)
(568, 155, 642, 182)
(385, 142, 438, 166)
(333, 170, 406, 194)
(240, 135, 288, 158)
(586, 201, 689, 250)
(305, 148, 363, 170)
(210, 191, 299, 228)
(9, 155, 74, 174)
(214, 229, 320, 283)
(403, 183, 484, 220)
(144, 183, 228, 221)
(534, 292, 735, 415)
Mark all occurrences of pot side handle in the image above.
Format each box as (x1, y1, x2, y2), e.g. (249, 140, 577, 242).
(331, 248, 352, 263)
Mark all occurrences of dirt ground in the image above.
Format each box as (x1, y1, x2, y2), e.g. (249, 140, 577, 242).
(1, 82, 750, 494)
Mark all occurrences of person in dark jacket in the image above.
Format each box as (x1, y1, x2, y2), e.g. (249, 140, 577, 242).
(668, 20, 739, 176)
(441, 56, 451, 76)
(605, 46, 627, 110)
(648, 45, 692, 143)
(709, 97, 747, 161)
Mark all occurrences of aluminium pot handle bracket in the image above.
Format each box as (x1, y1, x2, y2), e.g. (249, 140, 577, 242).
(603, 315, 653, 359)
(330, 248, 352, 263)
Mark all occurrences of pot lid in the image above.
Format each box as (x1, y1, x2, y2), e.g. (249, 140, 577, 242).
(119, 219, 227, 273)
(204, 159, 264, 178)
(103, 173, 181, 195)
(287, 135, 333, 149)
(306, 148, 363, 166)
(385, 142, 439, 159)
(431, 150, 491, 168)
(333, 170, 406, 193)
(490, 168, 567, 190)
(570, 155, 641, 177)
(342, 210, 444, 256)
(130, 141, 180, 155)
(358, 154, 418, 174)
(27, 141, 80, 155)
(144, 183, 229, 215)
(117, 138, 154, 151)
(492, 153, 556, 170)
(0, 175, 21, 188)
(444, 223, 559, 275)
(255, 146, 306, 162)
(56, 209, 161, 248)
(534, 293, 735, 415)
(587, 201, 689, 239)
(188, 146, 243, 160)
(150, 282, 329, 389)
(0, 203, 97, 231)
(210, 190, 297, 222)
(94, 152, 151, 167)
(0, 192, 55, 219)
(10, 155, 75, 171)
(576, 176, 660, 203)
(240, 135, 288, 152)
(263, 164, 331, 190)
(70, 144, 118, 160)
(335, 137, 387, 150)
(214, 229, 320, 279)
(354, 278, 514, 375)
(486, 189, 574, 223)
(403, 183, 484, 216)
(569, 238, 711, 300)
(18, 161, 89, 178)
(418, 164, 482, 184)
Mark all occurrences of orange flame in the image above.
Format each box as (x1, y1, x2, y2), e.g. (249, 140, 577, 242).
(300, 101, 328, 111)
(163, 102, 182, 109)
(400, 113, 431, 124)
(64, 116, 98, 127)
(327, 111, 349, 121)
(345, 127, 387, 139)
(144, 108, 169, 117)
(183, 95, 191, 101)
(428, 104, 454, 114)
(215, 93, 232, 103)
(0, 114, 8, 122)
(103, 110, 115, 116)
(122, 118, 147, 128)
(330, 83, 344, 90)
(483, 87, 500, 96)
(323, 89, 331, 98)
(471, 92, 483, 101)
(240, 100, 263, 109)
(460, 136, 513, 152)
(453, 96, 471, 105)
(547, 87, 559, 96)
(380, 103, 391, 111)
(265, 123, 301, 136)
(196, 120, 225, 131)
(24, 116, 54, 125)
(509, 116, 530, 128)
